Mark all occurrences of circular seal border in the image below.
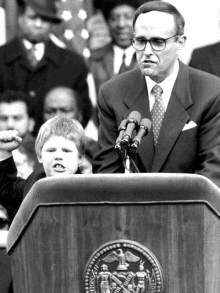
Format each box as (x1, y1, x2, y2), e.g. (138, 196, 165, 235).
(84, 239, 163, 293)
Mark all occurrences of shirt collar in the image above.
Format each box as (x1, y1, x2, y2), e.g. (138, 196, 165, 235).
(113, 44, 136, 74)
(23, 39, 45, 61)
(145, 61, 179, 111)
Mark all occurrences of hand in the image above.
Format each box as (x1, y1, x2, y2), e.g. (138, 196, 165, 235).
(0, 130, 22, 152)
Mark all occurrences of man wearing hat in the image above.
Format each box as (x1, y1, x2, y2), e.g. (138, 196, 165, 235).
(0, 0, 92, 135)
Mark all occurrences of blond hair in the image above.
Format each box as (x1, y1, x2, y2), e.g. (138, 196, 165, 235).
(35, 117, 86, 158)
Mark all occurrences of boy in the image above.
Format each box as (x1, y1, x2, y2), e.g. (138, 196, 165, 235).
(0, 116, 85, 212)
(43, 86, 98, 174)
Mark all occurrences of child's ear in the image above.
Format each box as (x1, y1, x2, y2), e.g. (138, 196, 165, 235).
(78, 154, 84, 165)
(37, 154, 43, 164)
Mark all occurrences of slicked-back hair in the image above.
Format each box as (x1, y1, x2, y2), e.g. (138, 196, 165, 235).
(132, 1, 185, 35)
(35, 117, 86, 158)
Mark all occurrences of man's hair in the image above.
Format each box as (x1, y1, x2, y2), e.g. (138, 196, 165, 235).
(0, 90, 33, 117)
(94, 0, 140, 20)
(133, 1, 185, 35)
(35, 117, 86, 158)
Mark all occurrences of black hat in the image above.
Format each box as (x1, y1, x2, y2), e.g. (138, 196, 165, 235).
(94, 0, 140, 19)
(17, 0, 62, 24)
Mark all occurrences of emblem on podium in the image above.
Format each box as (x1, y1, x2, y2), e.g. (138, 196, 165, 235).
(84, 240, 163, 293)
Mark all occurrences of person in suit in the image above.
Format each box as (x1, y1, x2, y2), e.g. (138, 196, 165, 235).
(93, 1, 220, 189)
(89, 0, 141, 126)
(189, 42, 220, 78)
(0, 0, 92, 135)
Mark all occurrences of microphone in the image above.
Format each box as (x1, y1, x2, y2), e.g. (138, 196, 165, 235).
(130, 118, 151, 153)
(115, 119, 127, 154)
(122, 111, 142, 147)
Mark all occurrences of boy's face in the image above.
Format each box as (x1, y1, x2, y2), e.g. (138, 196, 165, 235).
(0, 101, 34, 138)
(38, 135, 83, 177)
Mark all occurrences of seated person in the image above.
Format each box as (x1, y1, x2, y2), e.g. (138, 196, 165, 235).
(0, 90, 41, 178)
(0, 117, 86, 213)
(44, 86, 98, 174)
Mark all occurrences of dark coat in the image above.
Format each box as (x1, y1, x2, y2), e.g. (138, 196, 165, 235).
(189, 42, 220, 78)
(0, 38, 92, 133)
(93, 61, 220, 188)
(89, 42, 139, 95)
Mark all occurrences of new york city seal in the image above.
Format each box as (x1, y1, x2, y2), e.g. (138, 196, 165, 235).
(84, 240, 163, 293)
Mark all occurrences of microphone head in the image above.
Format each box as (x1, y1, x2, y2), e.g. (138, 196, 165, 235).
(127, 111, 142, 126)
(139, 118, 152, 131)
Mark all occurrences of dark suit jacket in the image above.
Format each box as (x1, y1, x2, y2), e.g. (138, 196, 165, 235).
(189, 42, 220, 78)
(93, 61, 220, 188)
(89, 42, 139, 94)
(0, 38, 92, 133)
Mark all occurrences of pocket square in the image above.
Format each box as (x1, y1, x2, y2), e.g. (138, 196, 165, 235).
(182, 121, 197, 131)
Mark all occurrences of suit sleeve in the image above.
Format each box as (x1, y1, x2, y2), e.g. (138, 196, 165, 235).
(92, 86, 125, 174)
(0, 157, 25, 210)
(196, 93, 220, 188)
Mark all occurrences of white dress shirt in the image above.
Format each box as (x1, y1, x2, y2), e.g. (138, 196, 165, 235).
(113, 45, 136, 75)
(23, 39, 45, 62)
(145, 61, 179, 112)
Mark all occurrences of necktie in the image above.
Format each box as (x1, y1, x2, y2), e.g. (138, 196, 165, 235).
(27, 45, 38, 68)
(118, 53, 128, 74)
(151, 84, 165, 146)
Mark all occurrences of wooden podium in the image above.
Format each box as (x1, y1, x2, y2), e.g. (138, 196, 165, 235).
(7, 173, 220, 293)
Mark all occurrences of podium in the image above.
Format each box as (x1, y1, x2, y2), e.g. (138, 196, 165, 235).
(7, 173, 220, 293)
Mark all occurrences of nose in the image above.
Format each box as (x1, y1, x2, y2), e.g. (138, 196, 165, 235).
(144, 41, 153, 55)
(117, 16, 126, 27)
(6, 118, 16, 129)
(35, 17, 44, 27)
(54, 149, 63, 160)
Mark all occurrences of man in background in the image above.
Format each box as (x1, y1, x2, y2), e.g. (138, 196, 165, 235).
(0, 0, 92, 135)
(189, 41, 220, 78)
(0, 90, 41, 178)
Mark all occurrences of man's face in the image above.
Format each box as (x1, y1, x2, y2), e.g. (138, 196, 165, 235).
(134, 11, 185, 83)
(0, 102, 34, 138)
(18, 5, 51, 43)
(44, 88, 82, 123)
(38, 135, 83, 177)
(108, 4, 135, 49)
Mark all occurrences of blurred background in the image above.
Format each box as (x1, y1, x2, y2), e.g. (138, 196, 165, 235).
(0, 0, 220, 64)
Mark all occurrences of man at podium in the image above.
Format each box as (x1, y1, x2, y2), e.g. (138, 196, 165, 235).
(93, 1, 220, 189)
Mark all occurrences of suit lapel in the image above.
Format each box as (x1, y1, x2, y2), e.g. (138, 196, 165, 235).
(151, 62, 193, 172)
(122, 70, 155, 172)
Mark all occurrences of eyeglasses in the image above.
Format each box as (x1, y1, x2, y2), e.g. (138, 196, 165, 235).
(0, 218, 9, 230)
(131, 33, 179, 51)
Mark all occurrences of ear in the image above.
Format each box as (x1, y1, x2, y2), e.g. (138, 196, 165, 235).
(177, 35, 186, 52)
(37, 154, 43, 163)
(78, 153, 84, 165)
(28, 118, 35, 133)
